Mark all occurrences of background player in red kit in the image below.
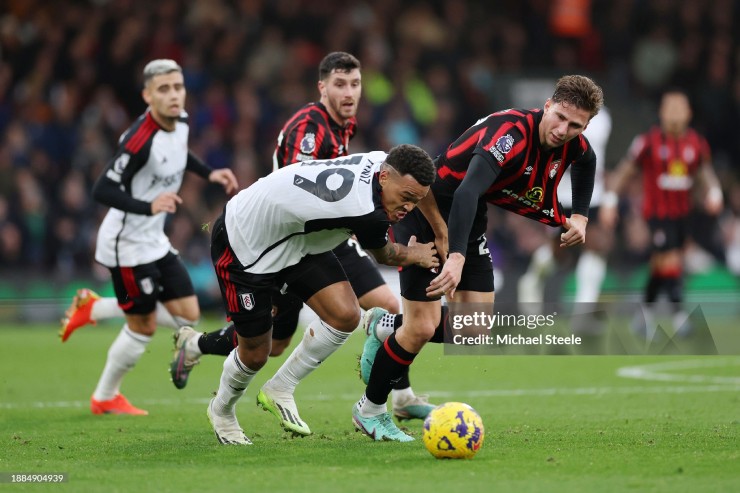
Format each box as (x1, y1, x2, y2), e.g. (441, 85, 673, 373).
(354, 75, 604, 441)
(171, 52, 435, 423)
(601, 89, 723, 337)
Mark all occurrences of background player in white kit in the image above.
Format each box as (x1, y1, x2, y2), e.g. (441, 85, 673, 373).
(64, 59, 237, 415)
(206, 145, 439, 444)
(518, 107, 613, 311)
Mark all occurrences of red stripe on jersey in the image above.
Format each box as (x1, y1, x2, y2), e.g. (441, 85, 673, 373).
(120, 267, 140, 299)
(278, 106, 314, 167)
(438, 165, 466, 181)
(446, 128, 486, 159)
(125, 114, 159, 154)
(289, 109, 314, 165)
(315, 116, 328, 157)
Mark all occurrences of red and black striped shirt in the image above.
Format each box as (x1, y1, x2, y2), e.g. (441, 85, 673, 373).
(272, 102, 357, 170)
(435, 108, 596, 226)
(628, 126, 710, 220)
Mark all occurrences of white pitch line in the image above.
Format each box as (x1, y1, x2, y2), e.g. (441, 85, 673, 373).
(2, 383, 739, 410)
(616, 357, 740, 384)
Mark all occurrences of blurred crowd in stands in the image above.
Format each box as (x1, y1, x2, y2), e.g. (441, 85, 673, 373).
(1, 0, 739, 302)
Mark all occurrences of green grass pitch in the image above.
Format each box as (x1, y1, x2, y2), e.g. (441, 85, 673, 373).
(1, 319, 738, 492)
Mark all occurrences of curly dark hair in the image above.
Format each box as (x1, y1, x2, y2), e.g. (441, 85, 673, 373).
(319, 52, 361, 80)
(551, 75, 604, 118)
(384, 144, 436, 186)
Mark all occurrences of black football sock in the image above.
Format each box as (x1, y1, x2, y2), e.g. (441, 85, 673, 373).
(392, 367, 411, 390)
(197, 323, 237, 356)
(366, 333, 417, 404)
(664, 276, 683, 304)
(428, 305, 450, 343)
(644, 274, 663, 303)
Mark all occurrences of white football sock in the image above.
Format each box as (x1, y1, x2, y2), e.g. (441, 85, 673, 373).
(375, 313, 398, 341)
(92, 325, 151, 401)
(391, 386, 415, 404)
(90, 297, 123, 322)
(574, 251, 607, 303)
(212, 349, 257, 416)
(358, 393, 387, 417)
(185, 332, 203, 357)
(265, 319, 350, 394)
(530, 244, 555, 278)
(91, 298, 182, 329)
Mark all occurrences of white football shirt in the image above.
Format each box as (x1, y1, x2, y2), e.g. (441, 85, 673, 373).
(95, 112, 189, 267)
(225, 151, 391, 274)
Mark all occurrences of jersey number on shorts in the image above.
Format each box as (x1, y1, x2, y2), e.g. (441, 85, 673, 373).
(477, 234, 490, 256)
(293, 168, 355, 202)
(347, 237, 369, 257)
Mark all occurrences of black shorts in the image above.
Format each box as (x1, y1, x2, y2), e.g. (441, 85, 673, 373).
(333, 239, 386, 298)
(648, 217, 687, 252)
(268, 239, 386, 341)
(108, 251, 195, 315)
(393, 207, 494, 302)
(211, 213, 348, 338)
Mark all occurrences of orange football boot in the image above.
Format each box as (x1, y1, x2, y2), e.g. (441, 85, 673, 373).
(60, 289, 100, 342)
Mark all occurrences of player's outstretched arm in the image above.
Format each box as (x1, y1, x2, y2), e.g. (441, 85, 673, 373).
(368, 235, 439, 269)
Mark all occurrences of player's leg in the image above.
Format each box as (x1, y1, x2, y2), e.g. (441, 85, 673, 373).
(573, 207, 612, 304)
(338, 238, 434, 419)
(634, 219, 687, 338)
(353, 211, 440, 441)
(258, 252, 359, 436)
(60, 289, 190, 342)
(143, 253, 205, 389)
(518, 237, 557, 314)
(174, 289, 302, 381)
(353, 297, 438, 442)
(207, 214, 272, 445)
(269, 291, 303, 357)
(90, 261, 164, 416)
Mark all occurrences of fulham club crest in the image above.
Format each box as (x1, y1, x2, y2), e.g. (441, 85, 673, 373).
(240, 292, 255, 311)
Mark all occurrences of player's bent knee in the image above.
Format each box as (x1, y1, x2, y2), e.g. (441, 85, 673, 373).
(416, 321, 438, 342)
(323, 304, 361, 332)
(237, 345, 270, 371)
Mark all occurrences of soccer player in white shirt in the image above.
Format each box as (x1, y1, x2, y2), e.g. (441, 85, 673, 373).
(63, 59, 237, 415)
(206, 145, 439, 445)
